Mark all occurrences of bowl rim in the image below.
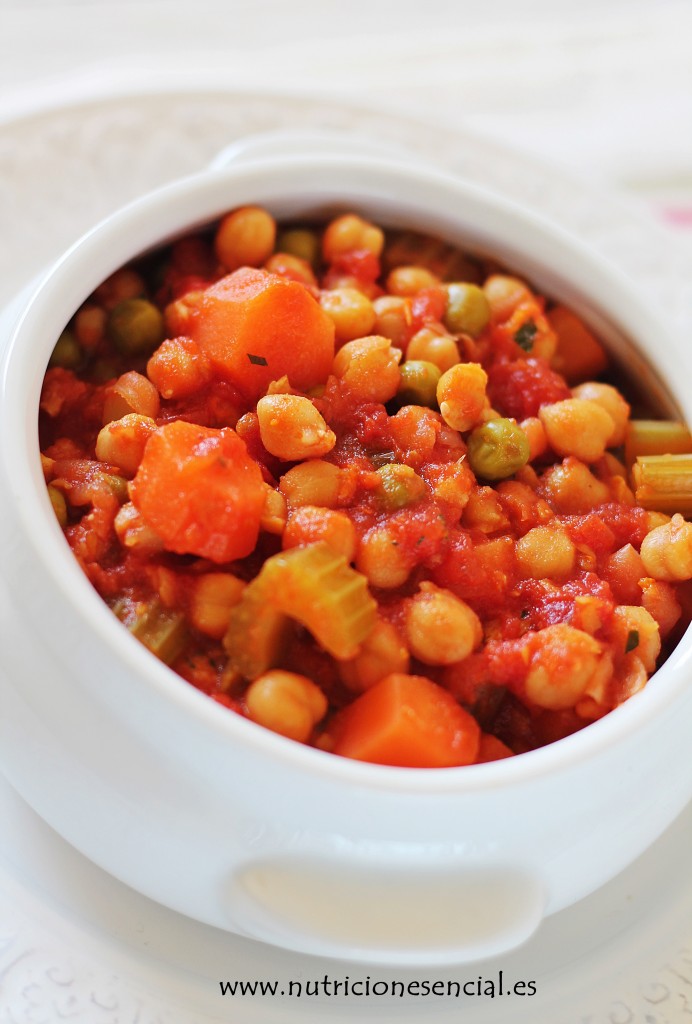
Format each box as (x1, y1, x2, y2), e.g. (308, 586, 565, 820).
(3, 151, 692, 795)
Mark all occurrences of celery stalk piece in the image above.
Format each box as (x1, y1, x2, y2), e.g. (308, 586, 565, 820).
(224, 542, 377, 678)
(113, 597, 188, 665)
(223, 585, 292, 681)
(632, 454, 692, 514)
(625, 420, 692, 467)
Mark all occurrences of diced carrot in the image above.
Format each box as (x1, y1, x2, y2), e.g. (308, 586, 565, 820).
(476, 733, 514, 762)
(330, 672, 480, 768)
(188, 267, 335, 400)
(547, 305, 608, 385)
(129, 420, 265, 562)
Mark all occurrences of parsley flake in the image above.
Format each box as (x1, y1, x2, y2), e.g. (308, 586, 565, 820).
(247, 353, 268, 366)
(625, 629, 640, 653)
(514, 321, 537, 352)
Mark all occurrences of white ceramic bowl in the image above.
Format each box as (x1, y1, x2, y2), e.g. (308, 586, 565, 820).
(1, 136, 691, 968)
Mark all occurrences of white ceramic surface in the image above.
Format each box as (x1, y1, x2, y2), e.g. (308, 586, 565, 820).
(0, 83, 687, 1019)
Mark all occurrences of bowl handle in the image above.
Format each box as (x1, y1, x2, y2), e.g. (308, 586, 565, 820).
(208, 130, 432, 171)
(227, 854, 546, 966)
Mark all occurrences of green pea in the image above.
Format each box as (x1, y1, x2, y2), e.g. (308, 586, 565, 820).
(103, 473, 130, 503)
(376, 463, 428, 510)
(48, 329, 82, 369)
(397, 360, 442, 408)
(467, 418, 530, 481)
(107, 298, 164, 356)
(444, 283, 491, 337)
(276, 228, 320, 267)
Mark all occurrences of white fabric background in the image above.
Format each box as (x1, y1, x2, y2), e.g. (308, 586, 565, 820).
(1, 0, 691, 217)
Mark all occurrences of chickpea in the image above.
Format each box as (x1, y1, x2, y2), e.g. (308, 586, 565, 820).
(444, 283, 491, 337)
(47, 484, 67, 527)
(539, 457, 611, 514)
(397, 360, 441, 408)
(279, 460, 349, 509)
(519, 417, 548, 461)
(163, 291, 204, 337)
(189, 573, 246, 639)
(432, 459, 475, 512)
(103, 371, 160, 423)
(389, 405, 441, 463)
(283, 506, 357, 562)
(640, 578, 682, 637)
(640, 513, 692, 581)
(256, 395, 336, 461)
(319, 287, 376, 343)
(265, 252, 317, 288)
(467, 418, 530, 480)
(74, 305, 106, 350)
(322, 214, 384, 262)
(407, 325, 460, 373)
(611, 605, 661, 672)
(245, 670, 328, 743)
(386, 265, 439, 296)
(525, 624, 607, 710)
(539, 398, 615, 463)
(515, 524, 576, 580)
(215, 205, 276, 271)
(356, 526, 412, 589)
(405, 582, 482, 665)
(571, 381, 630, 447)
(147, 336, 212, 400)
(95, 413, 157, 477)
(372, 295, 413, 347)
(437, 362, 489, 432)
(107, 298, 165, 357)
(617, 653, 648, 701)
(461, 486, 510, 533)
(482, 274, 531, 322)
(260, 483, 287, 535)
(339, 618, 409, 691)
(332, 335, 402, 403)
(645, 511, 671, 531)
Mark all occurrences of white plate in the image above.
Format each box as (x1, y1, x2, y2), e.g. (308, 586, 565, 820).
(1, 79, 691, 1024)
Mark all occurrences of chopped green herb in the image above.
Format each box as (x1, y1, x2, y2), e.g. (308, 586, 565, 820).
(514, 321, 537, 352)
(625, 629, 640, 653)
(247, 353, 268, 366)
(520, 608, 530, 619)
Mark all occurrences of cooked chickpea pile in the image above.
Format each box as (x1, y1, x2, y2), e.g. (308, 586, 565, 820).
(39, 204, 692, 767)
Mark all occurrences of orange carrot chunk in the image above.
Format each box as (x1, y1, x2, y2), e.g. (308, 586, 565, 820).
(547, 305, 608, 385)
(188, 267, 335, 400)
(129, 420, 265, 563)
(330, 672, 480, 768)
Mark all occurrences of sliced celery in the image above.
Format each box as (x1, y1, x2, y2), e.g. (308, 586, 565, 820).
(113, 597, 188, 665)
(223, 583, 292, 680)
(625, 420, 692, 467)
(632, 454, 692, 514)
(224, 542, 377, 677)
